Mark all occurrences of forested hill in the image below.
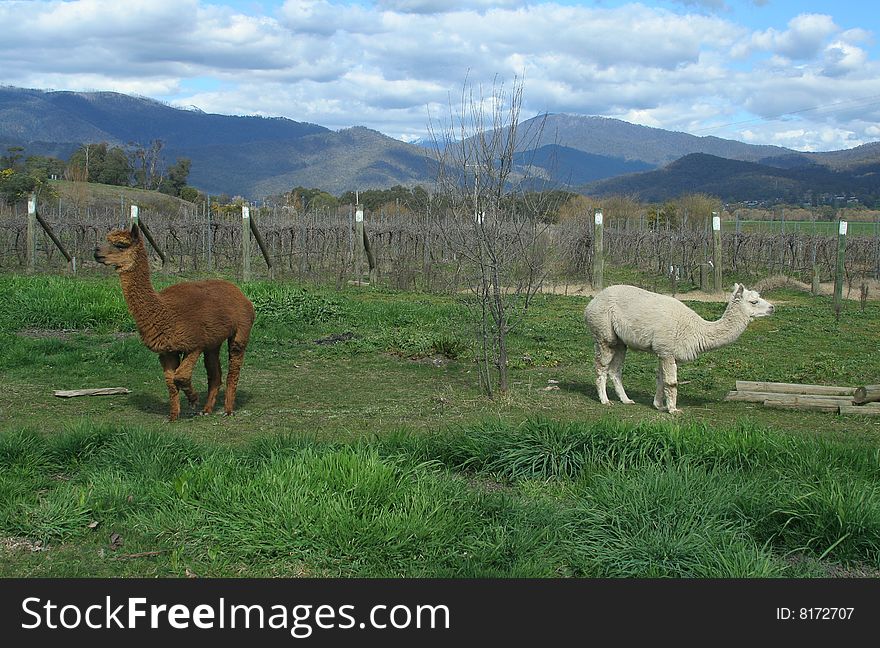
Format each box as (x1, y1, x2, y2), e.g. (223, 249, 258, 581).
(584, 153, 880, 205)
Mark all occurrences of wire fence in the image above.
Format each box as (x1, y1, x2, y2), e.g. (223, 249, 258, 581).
(3, 201, 879, 295)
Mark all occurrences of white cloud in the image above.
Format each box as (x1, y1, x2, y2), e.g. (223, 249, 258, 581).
(746, 13, 839, 60)
(0, 1, 877, 150)
(375, 0, 526, 14)
(820, 40, 869, 78)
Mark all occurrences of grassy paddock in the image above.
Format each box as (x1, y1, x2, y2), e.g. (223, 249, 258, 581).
(1, 272, 879, 577)
(725, 220, 879, 236)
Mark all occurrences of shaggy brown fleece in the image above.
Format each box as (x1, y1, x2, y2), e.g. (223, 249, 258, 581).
(95, 224, 255, 421)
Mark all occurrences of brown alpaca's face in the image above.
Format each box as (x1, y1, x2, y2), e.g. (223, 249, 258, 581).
(94, 228, 139, 271)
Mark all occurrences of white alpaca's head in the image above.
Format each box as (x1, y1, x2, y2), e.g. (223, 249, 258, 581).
(730, 283, 774, 319)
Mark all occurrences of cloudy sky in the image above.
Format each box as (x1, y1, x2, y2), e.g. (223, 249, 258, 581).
(1, 0, 879, 151)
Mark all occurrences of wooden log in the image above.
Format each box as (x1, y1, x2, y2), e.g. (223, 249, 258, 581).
(725, 390, 852, 404)
(763, 399, 840, 413)
(725, 390, 777, 402)
(839, 404, 880, 417)
(54, 388, 131, 398)
(852, 385, 880, 405)
(735, 381, 855, 397)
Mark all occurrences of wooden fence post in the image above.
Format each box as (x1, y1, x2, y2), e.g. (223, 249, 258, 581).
(248, 209, 273, 279)
(28, 193, 76, 273)
(593, 209, 604, 290)
(242, 204, 251, 282)
(206, 196, 213, 272)
(355, 206, 365, 284)
(712, 211, 722, 292)
(27, 193, 37, 273)
(131, 204, 166, 268)
(363, 221, 377, 284)
(833, 220, 847, 315)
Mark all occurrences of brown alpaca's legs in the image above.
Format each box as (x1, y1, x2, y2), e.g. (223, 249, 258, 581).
(160, 352, 182, 421)
(202, 346, 222, 415)
(173, 350, 202, 410)
(224, 330, 250, 416)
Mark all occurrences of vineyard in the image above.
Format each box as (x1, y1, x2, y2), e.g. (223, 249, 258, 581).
(2, 197, 879, 297)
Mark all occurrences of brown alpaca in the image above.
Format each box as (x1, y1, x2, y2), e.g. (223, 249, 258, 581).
(94, 224, 255, 421)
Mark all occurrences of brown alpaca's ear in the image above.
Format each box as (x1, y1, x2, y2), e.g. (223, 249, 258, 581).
(130, 223, 140, 242)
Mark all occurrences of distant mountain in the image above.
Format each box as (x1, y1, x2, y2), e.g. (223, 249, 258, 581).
(2, 86, 879, 202)
(583, 153, 880, 204)
(519, 114, 798, 166)
(0, 86, 432, 197)
(0, 86, 328, 148)
(513, 144, 653, 185)
(197, 126, 437, 197)
(805, 142, 880, 170)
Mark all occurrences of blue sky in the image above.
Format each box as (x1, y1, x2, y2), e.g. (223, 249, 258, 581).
(1, 0, 878, 151)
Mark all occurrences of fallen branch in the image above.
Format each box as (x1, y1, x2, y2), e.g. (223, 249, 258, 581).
(54, 388, 131, 398)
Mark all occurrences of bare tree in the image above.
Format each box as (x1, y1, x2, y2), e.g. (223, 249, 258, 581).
(429, 77, 560, 396)
(128, 139, 165, 190)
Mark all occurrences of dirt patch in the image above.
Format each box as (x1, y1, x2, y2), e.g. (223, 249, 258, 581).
(538, 277, 880, 302)
(415, 354, 452, 367)
(785, 552, 880, 578)
(314, 332, 356, 345)
(465, 475, 510, 493)
(16, 328, 79, 339)
(1, 537, 47, 553)
(16, 328, 137, 340)
(823, 562, 880, 578)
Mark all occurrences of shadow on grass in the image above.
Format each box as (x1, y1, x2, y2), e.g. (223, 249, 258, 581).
(558, 380, 594, 399)
(129, 388, 254, 419)
(558, 379, 716, 410)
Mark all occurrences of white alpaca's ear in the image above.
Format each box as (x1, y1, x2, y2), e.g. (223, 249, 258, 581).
(733, 283, 743, 299)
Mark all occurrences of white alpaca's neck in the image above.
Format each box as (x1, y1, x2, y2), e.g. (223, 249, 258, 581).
(698, 300, 750, 353)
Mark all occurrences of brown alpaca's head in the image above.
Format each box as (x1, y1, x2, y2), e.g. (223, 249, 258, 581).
(94, 224, 143, 272)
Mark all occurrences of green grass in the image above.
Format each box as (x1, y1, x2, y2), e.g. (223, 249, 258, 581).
(2, 420, 878, 577)
(1, 271, 879, 577)
(724, 220, 879, 236)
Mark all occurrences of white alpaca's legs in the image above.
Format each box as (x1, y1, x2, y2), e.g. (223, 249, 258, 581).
(594, 341, 616, 405)
(659, 355, 681, 414)
(608, 344, 634, 404)
(653, 364, 665, 410)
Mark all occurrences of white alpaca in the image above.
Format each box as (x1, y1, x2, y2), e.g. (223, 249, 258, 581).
(584, 284, 774, 413)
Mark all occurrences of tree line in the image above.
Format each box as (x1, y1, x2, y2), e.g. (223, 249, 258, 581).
(0, 141, 196, 205)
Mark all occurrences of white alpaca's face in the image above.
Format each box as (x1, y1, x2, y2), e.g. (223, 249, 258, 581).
(739, 287, 775, 319)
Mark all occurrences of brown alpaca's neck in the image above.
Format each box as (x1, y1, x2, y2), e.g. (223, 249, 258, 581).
(117, 247, 172, 349)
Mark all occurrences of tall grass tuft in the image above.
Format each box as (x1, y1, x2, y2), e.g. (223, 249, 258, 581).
(0, 275, 132, 332)
(561, 463, 786, 577)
